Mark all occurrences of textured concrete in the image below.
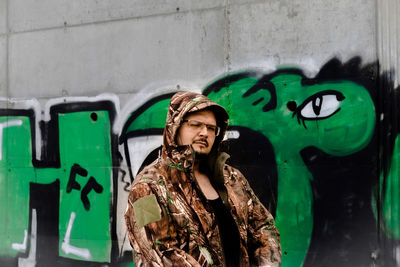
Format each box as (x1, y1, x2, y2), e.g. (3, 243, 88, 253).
(377, 0, 400, 87)
(0, 0, 6, 35)
(8, 9, 226, 98)
(0, 36, 6, 96)
(9, 0, 224, 32)
(228, 0, 377, 75)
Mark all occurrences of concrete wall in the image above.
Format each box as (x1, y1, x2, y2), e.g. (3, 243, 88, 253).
(1, 0, 399, 266)
(2, 0, 376, 101)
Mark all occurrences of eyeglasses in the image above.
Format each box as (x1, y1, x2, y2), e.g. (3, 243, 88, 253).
(182, 119, 221, 136)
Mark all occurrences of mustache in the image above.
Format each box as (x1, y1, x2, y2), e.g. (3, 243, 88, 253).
(193, 138, 209, 147)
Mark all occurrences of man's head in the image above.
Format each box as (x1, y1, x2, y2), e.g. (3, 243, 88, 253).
(176, 109, 219, 156)
(162, 91, 229, 158)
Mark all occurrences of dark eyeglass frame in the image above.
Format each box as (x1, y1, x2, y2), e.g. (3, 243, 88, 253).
(182, 119, 221, 136)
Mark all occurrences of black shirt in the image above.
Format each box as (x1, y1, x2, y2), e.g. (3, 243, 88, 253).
(209, 197, 241, 267)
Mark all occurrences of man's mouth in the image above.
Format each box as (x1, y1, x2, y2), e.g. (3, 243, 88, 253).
(193, 139, 208, 147)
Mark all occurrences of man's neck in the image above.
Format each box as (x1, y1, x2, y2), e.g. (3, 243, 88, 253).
(193, 160, 201, 174)
(193, 159, 219, 200)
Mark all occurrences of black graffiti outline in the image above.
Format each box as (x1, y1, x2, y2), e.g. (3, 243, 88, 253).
(119, 93, 174, 182)
(81, 177, 104, 210)
(66, 163, 104, 211)
(67, 163, 88, 193)
(292, 90, 345, 129)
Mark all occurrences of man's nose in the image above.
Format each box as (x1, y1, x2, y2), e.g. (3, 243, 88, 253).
(199, 125, 208, 136)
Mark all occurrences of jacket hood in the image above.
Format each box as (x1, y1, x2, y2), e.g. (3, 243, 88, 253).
(162, 91, 229, 161)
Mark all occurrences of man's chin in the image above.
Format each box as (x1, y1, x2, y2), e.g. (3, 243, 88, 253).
(192, 145, 210, 155)
(193, 146, 211, 157)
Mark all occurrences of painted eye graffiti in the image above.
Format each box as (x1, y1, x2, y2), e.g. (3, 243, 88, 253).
(292, 90, 345, 128)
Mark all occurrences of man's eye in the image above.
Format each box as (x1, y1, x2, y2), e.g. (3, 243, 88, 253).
(298, 90, 345, 120)
(189, 122, 202, 128)
(207, 126, 216, 132)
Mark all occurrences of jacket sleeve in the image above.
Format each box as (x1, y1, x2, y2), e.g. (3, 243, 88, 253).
(124, 181, 203, 267)
(240, 172, 282, 266)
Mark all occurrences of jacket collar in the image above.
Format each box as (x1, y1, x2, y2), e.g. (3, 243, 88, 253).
(162, 144, 196, 184)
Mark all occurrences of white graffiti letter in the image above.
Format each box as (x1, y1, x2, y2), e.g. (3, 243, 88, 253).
(0, 120, 23, 161)
(17, 209, 37, 267)
(61, 212, 91, 260)
(12, 230, 27, 251)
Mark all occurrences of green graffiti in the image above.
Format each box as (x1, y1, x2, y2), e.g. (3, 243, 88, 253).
(0, 116, 34, 257)
(58, 111, 112, 261)
(0, 110, 113, 262)
(381, 135, 400, 238)
(126, 98, 170, 132)
(205, 71, 375, 266)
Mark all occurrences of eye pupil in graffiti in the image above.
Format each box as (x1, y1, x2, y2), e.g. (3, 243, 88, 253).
(312, 96, 322, 116)
(286, 101, 297, 112)
(90, 112, 98, 122)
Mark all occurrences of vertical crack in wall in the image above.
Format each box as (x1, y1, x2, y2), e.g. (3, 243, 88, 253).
(5, 0, 9, 104)
(375, 5, 385, 261)
(377, 0, 399, 88)
(377, 1, 400, 266)
(224, 0, 231, 72)
(396, 0, 399, 88)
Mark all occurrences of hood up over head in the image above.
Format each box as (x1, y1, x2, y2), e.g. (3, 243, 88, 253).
(162, 91, 229, 161)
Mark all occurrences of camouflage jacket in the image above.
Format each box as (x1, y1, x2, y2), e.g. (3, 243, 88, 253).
(125, 92, 281, 266)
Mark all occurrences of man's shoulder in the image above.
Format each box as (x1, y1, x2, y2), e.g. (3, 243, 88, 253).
(132, 158, 166, 186)
(222, 163, 248, 184)
(127, 158, 168, 203)
(223, 164, 245, 177)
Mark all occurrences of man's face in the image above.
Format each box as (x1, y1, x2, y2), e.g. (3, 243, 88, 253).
(176, 110, 218, 155)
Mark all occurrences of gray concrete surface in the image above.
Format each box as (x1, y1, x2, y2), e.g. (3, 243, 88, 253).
(377, 0, 400, 87)
(9, 0, 225, 32)
(8, 8, 226, 98)
(4, 0, 378, 100)
(0, 0, 6, 35)
(228, 0, 377, 75)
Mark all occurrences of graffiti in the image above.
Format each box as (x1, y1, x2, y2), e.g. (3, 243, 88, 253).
(120, 57, 400, 266)
(0, 57, 398, 266)
(203, 59, 377, 267)
(0, 98, 119, 266)
(67, 164, 104, 211)
(62, 212, 91, 259)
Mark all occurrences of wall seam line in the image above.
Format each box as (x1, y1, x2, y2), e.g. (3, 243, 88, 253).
(5, 0, 9, 102)
(224, 0, 231, 72)
(7, 5, 226, 36)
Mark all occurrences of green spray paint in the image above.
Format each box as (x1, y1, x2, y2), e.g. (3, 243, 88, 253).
(58, 111, 112, 261)
(126, 98, 169, 132)
(205, 71, 376, 266)
(0, 111, 113, 262)
(381, 135, 400, 238)
(0, 116, 34, 257)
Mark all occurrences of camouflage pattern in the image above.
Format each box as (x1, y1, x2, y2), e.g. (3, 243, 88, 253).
(125, 91, 281, 266)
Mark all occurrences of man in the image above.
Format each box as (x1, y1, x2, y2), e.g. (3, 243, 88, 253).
(125, 91, 281, 266)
